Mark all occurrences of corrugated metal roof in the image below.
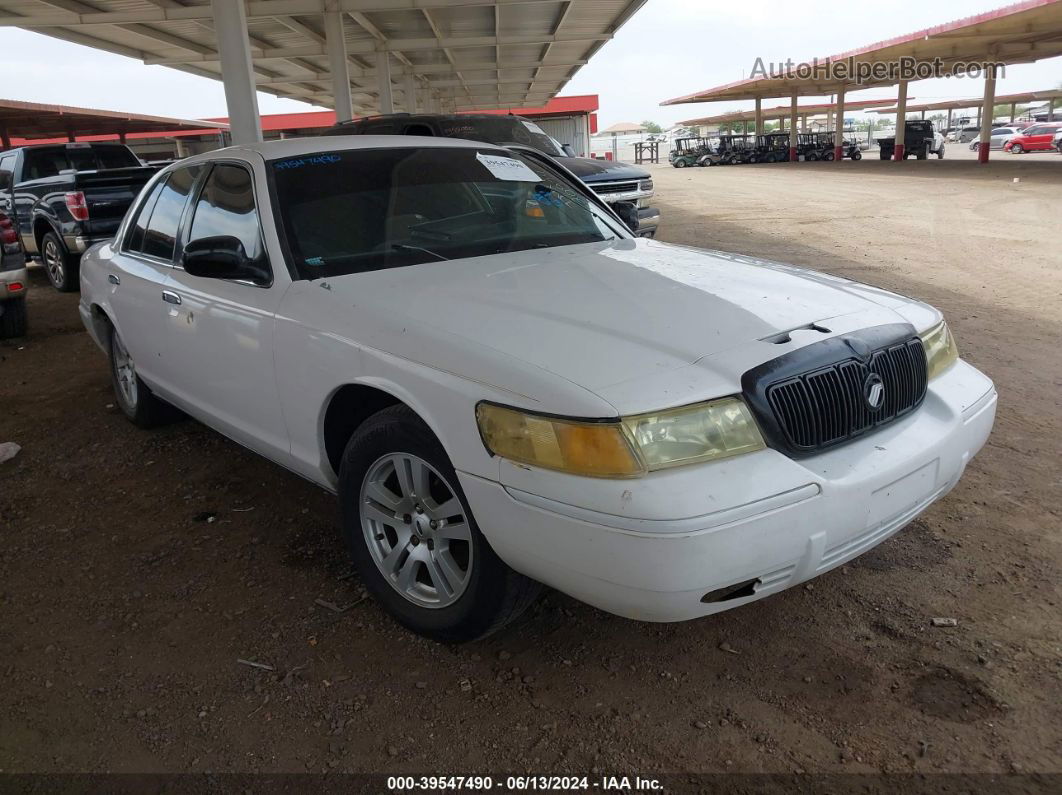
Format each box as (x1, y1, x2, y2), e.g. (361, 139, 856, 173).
(0, 0, 646, 113)
(661, 0, 1062, 106)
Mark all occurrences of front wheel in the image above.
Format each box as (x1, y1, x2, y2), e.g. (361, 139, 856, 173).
(41, 231, 79, 292)
(852, 151, 862, 160)
(673, 159, 686, 168)
(339, 405, 541, 642)
(806, 152, 819, 161)
(1010, 143, 1024, 154)
(0, 296, 27, 338)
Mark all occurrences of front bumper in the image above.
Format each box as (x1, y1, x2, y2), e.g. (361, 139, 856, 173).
(459, 359, 996, 622)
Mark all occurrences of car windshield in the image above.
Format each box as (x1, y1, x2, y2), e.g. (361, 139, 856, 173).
(271, 147, 621, 279)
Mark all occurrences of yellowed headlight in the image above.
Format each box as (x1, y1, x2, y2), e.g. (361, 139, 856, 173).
(475, 403, 643, 477)
(622, 398, 765, 471)
(476, 397, 765, 478)
(920, 320, 959, 380)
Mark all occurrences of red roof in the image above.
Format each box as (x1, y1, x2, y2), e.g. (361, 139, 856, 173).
(9, 95, 599, 147)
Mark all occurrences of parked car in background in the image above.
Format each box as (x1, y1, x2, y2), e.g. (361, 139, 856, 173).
(79, 137, 995, 642)
(0, 143, 156, 291)
(326, 113, 660, 238)
(1003, 123, 1062, 153)
(0, 204, 28, 338)
(968, 127, 1022, 150)
(877, 120, 946, 159)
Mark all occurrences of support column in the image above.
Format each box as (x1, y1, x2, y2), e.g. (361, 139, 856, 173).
(376, 50, 394, 114)
(754, 97, 762, 137)
(324, 10, 353, 123)
(0, 126, 10, 150)
(211, 0, 262, 144)
(404, 72, 417, 113)
(1010, 102, 1016, 123)
(978, 65, 997, 165)
(894, 80, 908, 160)
(947, 108, 953, 132)
(833, 86, 846, 161)
(801, 114, 807, 132)
(789, 93, 798, 161)
(1050, 99, 1056, 122)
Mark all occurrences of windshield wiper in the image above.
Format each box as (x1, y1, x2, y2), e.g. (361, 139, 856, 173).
(392, 243, 449, 262)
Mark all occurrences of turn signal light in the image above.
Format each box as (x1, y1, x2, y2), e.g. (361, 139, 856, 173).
(64, 191, 90, 221)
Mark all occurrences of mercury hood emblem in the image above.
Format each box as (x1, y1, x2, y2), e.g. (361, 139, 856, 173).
(864, 373, 885, 411)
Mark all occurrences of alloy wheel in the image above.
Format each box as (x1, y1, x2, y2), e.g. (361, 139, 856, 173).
(43, 239, 64, 287)
(359, 452, 473, 609)
(111, 331, 138, 408)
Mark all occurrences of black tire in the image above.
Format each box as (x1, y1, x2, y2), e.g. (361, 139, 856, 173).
(917, 147, 928, 160)
(879, 149, 890, 160)
(0, 296, 27, 338)
(823, 150, 835, 161)
(806, 152, 819, 161)
(40, 231, 79, 292)
(339, 405, 541, 643)
(1010, 143, 1023, 154)
(852, 151, 862, 160)
(108, 323, 183, 428)
(937, 145, 945, 159)
(673, 159, 686, 168)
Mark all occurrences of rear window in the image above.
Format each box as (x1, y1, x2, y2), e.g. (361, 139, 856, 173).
(21, 144, 140, 179)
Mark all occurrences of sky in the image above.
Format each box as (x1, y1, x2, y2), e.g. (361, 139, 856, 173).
(0, 0, 1059, 128)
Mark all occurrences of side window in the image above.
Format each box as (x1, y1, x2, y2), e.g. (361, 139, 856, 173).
(188, 164, 264, 262)
(125, 179, 166, 254)
(141, 166, 201, 261)
(0, 154, 14, 191)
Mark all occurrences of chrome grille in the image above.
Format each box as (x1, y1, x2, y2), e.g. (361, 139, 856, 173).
(764, 338, 927, 453)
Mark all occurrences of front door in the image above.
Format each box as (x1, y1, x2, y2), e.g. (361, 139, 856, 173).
(157, 162, 290, 463)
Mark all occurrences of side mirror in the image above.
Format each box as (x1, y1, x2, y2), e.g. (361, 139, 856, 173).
(613, 201, 639, 234)
(561, 143, 577, 158)
(182, 235, 269, 285)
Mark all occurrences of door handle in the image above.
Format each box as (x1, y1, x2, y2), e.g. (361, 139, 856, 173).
(108, 273, 120, 285)
(162, 290, 182, 305)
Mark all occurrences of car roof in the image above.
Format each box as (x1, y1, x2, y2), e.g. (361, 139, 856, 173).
(180, 134, 509, 165)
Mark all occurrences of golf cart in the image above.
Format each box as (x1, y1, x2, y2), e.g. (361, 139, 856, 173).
(753, 132, 791, 162)
(669, 137, 711, 168)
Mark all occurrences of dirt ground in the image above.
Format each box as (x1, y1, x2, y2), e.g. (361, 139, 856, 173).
(1, 156, 1060, 778)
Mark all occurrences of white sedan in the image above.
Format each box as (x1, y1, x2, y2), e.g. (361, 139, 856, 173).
(79, 137, 996, 642)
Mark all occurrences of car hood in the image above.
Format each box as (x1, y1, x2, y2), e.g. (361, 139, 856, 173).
(316, 239, 937, 414)
(555, 156, 650, 182)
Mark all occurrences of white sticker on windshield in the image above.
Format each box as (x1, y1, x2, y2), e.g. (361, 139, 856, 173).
(521, 120, 543, 133)
(475, 152, 540, 182)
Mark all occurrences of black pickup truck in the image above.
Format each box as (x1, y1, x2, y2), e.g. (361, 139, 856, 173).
(0, 143, 157, 291)
(325, 113, 660, 238)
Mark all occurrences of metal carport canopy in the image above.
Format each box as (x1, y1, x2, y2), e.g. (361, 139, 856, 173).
(866, 89, 1062, 114)
(681, 98, 904, 126)
(660, 0, 1062, 105)
(0, 97, 225, 147)
(0, 0, 646, 134)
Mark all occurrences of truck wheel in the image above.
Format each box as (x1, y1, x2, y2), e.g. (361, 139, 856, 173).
(339, 405, 542, 643)
(40, 231, 79, 292)
(0, 296, 27, 338)
(109, 323, 183, 428)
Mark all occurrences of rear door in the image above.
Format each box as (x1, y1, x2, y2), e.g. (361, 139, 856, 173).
(156, 160, 290, 461)
(107, 164, 202, 388)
